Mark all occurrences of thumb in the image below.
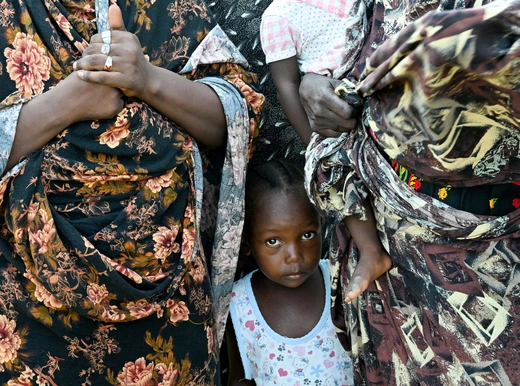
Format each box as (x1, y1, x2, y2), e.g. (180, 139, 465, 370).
(108, 4, 126, 31)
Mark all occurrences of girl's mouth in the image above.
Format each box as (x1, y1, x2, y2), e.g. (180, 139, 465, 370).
(284, 272, 305, 279)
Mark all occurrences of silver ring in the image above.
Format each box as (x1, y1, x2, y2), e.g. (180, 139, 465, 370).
(104, 56, 113, 71)
(101, 30, 112, 45)
(101, 43, 110, 55)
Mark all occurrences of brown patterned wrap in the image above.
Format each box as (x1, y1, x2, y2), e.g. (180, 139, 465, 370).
(306, 1, 520, 384)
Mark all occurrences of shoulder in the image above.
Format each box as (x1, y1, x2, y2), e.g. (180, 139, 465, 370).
(231, 271, 255, 301)
(262, 0, 302, 20)
(231, 275, 247, 294)
(318, 259, 333, 296)
(319, 259, 331, 276)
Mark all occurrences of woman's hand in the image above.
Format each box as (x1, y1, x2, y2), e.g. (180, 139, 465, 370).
(73, 3, 228, 148)
(74, 4, 154, 100)
(60, 72, 125, 123)
(72, 3, 228, 148)
(299, 73, 360, 138)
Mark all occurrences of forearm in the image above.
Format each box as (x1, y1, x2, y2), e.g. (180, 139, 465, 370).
(277, 84, 312, 145)
(5, 73, 124, 173)
(6, 90, 76, 172)
(226, 317, 256, 385)
(142, 65, 227, 148)
(269, 58, 312, 144)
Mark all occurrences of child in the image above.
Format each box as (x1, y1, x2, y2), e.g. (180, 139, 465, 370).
(260, 0, 392, 303)
(260, 0, 365, 144)
(226, 159, 354, 385)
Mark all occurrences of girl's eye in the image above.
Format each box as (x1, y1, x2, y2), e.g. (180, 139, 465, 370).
(266, 238, 281, 246)
(302, 231, 316, 240)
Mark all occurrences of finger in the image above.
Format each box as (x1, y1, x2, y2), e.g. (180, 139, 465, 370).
(358, 21, 423, 95)
(321, 104, 358, 130)
(75, 54, 115, 72)
(309, 112, 354, 134)
(109, 4, 126, 31)
(312, 129, 341, 138)
(76, 68, 120, 87)
(76, 55, 118, 82)
(81, 40, 113, 57)
(335, 121, 357, 133)
(337, 116, 359, 130)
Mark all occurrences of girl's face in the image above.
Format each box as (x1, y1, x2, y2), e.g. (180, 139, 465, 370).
(245, 188, 322, 289)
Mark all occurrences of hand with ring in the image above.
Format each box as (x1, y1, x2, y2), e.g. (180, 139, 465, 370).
(100, 30, 111, 56)
(73, 4, 155, 100)
(101, 43, 110, 56)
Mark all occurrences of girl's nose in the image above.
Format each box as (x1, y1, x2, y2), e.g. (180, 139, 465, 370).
(285, 243, 303, 262)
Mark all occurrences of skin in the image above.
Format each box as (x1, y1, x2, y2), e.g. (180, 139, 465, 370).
(270, 59, 363, 144)
(6, 70, 124, 173)
(269, 57, 313, 145)
(226, 188, 323, 386)
(299, 72, 358, 137)
(343, 202, 392, 302)
(5, 4, 226, 175)
(299, 72, 392, 301)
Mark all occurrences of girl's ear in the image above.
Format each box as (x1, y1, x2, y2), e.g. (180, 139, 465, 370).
(240, 238, 251, 256)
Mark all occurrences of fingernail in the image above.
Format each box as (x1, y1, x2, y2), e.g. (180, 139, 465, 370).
(77, 70, 84, 79)
(73, 62, 77, 70)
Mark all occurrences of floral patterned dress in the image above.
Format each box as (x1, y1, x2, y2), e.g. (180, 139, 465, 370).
(0, 0, 264, 384)
(306, 0, 520, 385)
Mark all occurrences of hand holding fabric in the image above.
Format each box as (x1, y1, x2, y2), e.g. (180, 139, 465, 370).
(74, 4, 154, 100)
(57, 71, 124, 123)
(73, 3, 229, 147)
(5, 57, 124, 175)
(358, 0, 520, 96)
(354, 1, 520, 185)
(299, 73, 360, 138)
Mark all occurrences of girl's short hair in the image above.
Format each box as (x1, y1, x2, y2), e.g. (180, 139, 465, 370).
(244, 158, 305, 226)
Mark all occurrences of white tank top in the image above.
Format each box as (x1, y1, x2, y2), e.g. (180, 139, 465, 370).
(229, 260, 354, 385)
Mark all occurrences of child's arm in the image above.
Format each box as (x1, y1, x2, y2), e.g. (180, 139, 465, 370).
(226, 316, 256, 386)
(343, 200, 393, 302)
(269, 57, 313, 145)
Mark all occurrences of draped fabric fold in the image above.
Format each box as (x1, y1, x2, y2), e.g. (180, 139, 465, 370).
(306, 1, 520, 384)
(0, 0, 264, 383)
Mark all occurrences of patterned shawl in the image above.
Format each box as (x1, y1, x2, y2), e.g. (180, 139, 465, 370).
(306, 1, 520, 384)
(0, 0, 263, 383)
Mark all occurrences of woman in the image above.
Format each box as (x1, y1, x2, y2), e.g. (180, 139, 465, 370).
(0, 0, 263, 384)
(301, 0, 520, 384)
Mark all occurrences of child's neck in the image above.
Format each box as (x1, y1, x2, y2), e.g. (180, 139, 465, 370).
(251, 265, 325, 338)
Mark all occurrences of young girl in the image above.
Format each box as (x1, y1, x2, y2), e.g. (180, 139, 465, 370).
(260, 0, 392, 303)
(226, 159, 354, 385)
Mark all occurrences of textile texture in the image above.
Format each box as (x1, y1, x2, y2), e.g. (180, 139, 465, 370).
(0, 0, 263, 384)
(306, 0, 520, 385)
(260, 0, 356, 75)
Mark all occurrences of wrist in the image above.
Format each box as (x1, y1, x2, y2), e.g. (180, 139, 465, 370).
(140, 64, 165, 104)
(23, 89, 73, 133)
